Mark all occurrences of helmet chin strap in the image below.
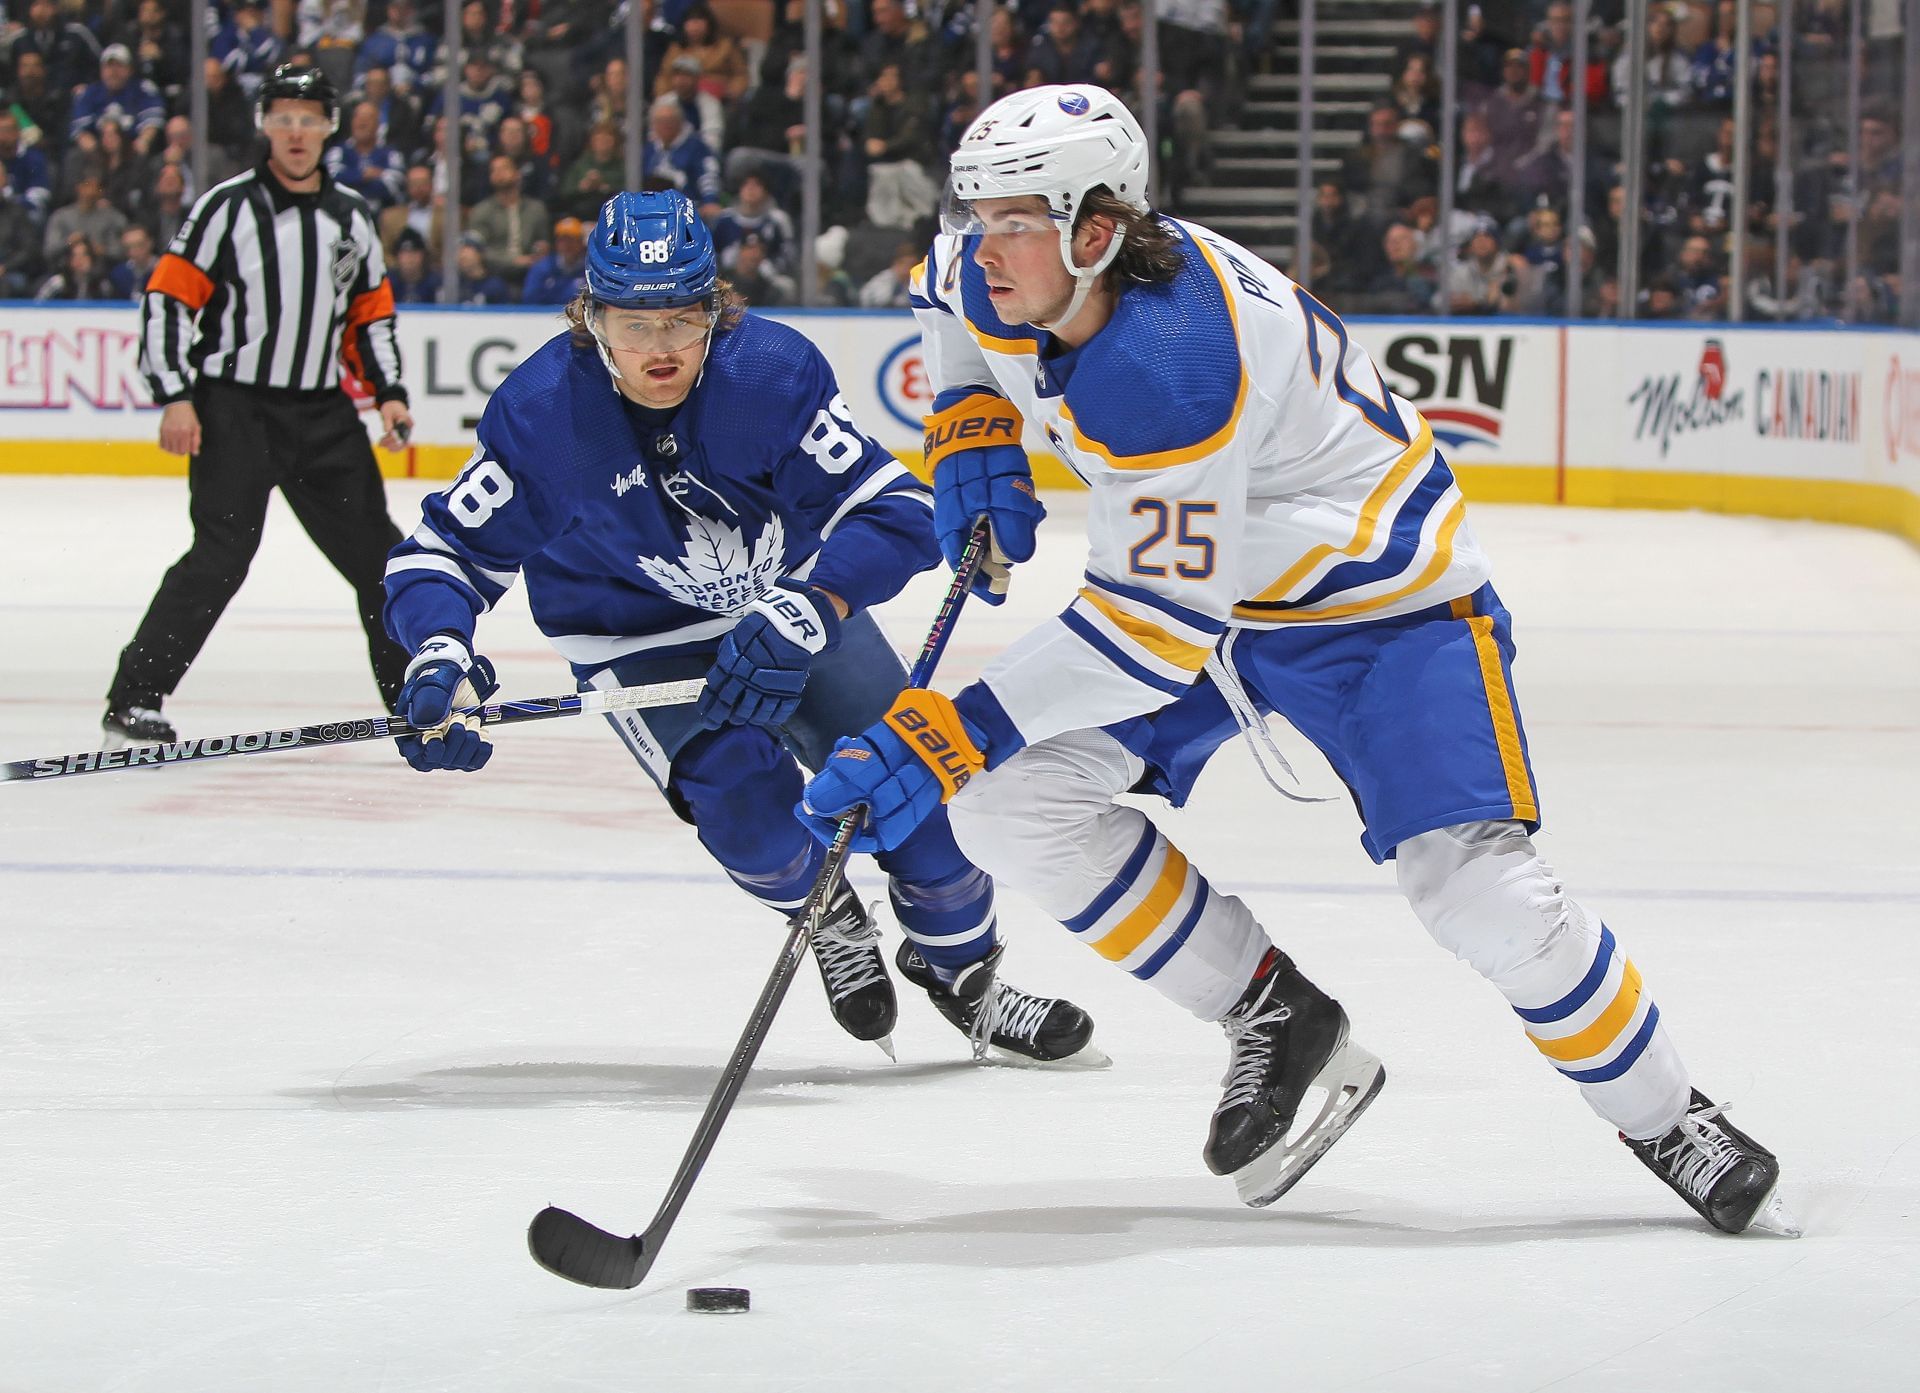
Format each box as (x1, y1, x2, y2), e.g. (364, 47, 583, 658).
(1033, 224, 1126, 336)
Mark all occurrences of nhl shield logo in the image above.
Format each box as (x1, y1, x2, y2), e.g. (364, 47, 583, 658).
(331, 236, 364, 293)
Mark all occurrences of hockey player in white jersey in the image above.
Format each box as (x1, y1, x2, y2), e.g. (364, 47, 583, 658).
(800, 85, 1796, 1233)
(383, 190, 1094, 1065)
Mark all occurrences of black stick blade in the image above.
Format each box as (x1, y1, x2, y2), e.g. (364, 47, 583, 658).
(528, 1206, 652, 1289)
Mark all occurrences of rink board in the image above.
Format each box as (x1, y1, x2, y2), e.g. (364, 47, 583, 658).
(0, 303, 1913, 544)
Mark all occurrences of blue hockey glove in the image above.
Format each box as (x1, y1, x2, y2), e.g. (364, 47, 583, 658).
(699, 580, 843, 729)
(924, 390, 1044, 605)
(798, 688, 990, 853)
(395, 633, 499, 772)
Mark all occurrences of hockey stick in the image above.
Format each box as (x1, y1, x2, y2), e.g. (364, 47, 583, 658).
(0, 679, 707, 784)
(528, 522, 992, 1291)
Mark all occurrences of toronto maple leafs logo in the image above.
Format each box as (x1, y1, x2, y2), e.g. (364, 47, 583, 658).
(637, 512, 787, 615)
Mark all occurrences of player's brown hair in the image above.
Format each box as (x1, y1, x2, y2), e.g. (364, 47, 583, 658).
(1078, 187, 1182, 288)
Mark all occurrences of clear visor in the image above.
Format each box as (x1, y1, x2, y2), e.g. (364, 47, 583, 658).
(939, 183, 1063, 239)
(589, 301, 717, 354)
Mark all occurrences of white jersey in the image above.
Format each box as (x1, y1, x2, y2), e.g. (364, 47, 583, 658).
(911, 216, 1492, 750)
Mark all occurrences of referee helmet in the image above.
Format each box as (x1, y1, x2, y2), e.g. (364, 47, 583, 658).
(256, 62, 341, 135)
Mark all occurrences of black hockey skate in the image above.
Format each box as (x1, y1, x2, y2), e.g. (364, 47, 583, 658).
(806, 889, 897, 1053)
(101, 703, 177, 750)
(895, 941, 1099, 1064)
(1205, 952, 1385, 1207)
(1623, 1089, 1801, 1236)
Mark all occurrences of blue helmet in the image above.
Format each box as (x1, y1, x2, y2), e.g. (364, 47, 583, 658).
(584, 191, 717, 310)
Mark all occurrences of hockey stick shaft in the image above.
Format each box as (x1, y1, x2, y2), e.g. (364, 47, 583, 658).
(0, 679, 707, 785)
(528, 522, 992, 1290)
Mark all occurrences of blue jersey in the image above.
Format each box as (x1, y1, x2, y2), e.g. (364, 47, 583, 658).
(384, 315, 937, 674)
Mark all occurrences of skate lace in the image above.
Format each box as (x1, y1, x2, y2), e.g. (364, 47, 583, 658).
(1653, 1100, 1743, 1201)
(811, 903, 885, 1004)
(967, 983, 1055, 1061)
(1215, 998, 1294, 1114)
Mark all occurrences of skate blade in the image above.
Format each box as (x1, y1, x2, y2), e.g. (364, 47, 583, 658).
(1746, 1186, 1804, 1239)
(983, 1040, 1114, 1071)
(1232, 1041, 1386, 1209)
(872, 1033, 897, 1063)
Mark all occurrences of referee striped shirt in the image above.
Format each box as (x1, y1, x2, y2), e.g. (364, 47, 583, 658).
(141, 158, 406, 405)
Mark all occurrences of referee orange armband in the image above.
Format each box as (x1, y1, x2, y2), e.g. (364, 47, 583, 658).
(883, 688, 988, 800)
(922, 392, 1023, 473)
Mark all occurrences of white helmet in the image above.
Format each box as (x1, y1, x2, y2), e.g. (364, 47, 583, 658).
(943, 84, 1152, 331)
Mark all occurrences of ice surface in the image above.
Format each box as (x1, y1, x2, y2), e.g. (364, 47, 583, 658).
(2, 478, 1916, 1392)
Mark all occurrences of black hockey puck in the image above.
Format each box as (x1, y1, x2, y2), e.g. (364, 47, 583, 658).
(686, 1286, 750, 1313)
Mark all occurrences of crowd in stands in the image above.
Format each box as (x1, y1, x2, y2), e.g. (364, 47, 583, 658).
(1317, 0, 1908, 322)
(0, 0, 1903, 320)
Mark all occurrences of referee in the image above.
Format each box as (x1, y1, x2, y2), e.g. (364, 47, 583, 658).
(105, 62, 414, 746)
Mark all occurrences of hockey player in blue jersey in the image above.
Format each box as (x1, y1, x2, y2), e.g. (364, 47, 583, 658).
(382, 190, 1094, 1063)
(800, 85, 1796, 1234)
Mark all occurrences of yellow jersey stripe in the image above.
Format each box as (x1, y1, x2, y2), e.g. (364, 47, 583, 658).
(1529, 961, 1645, 1062)
(1059, 238, 1251, 471)
(1245, 420, 1436, 605)
(1075, 588, 1215, 672)
(1465, 613, 1540, 822)
(1092, 845, 1191, 962)
(1234, 491, 1465, 623)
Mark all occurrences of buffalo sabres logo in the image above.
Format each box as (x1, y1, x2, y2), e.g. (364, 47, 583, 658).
(331, 235, 364, 293)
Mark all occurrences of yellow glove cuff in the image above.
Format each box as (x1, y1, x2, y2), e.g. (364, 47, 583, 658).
(883, 688, 987, 800)
(923, 392, 1023, 473)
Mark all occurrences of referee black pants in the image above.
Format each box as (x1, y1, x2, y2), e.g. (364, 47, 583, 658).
(109, 380, 410, 713)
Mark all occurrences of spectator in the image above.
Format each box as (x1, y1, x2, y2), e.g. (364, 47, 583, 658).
(10, 0, 101, 95)
(1389, 54, 1440, 135)
(1669, 232, 1725, 316)
(1479, 48, 1546, 173)
(349, 66, 422, 157)
(1686, 115, 1737, 236)
(713, 171, 796, 273)
(590, 55, 635, 137)
(1441, 223, 1520, 315)
(658, 54, 726, 149)
(857, 238, 919, 307)
(522, 215, 589, 304)
(987, 6, 1027, 98)
(128, 0, 188, 103)
(1341, 104, 1434, 221)
(659, 4, 749, 106)
(0, 111, 52, 223)
(43, 167, 127, 263)
(1689, 0, 1741, 109)
(496, 114, 554, 205)
(430, 49, 515, 168)
(1026, 4, 1104, 88)
(862, 61, 937, 231)
(1078, 0, 1130, 88)
(1454, 110, 1515, 224)
(153, 116, 198, 201)
(522, 0, 610, 102)
(212, 0, 286, 98)
(108, 223, 159, 299)
(452, 232, 513, 303)
(1612, 3, 1691, 113)
(727, 231, 795, 306)
(70, 117, 150, 225)
(725, 52, 809, 204)
(1511, 201, 1565, 310)
(355, 0, 438, 94)
(515, 67, 574, 175)
(861, 0, 935, 91)
(201, 57, 257, 165)
(0, 162, 42, 296)
(560, 119, 623, 221)
(326, 100, 406, 211)
(810, 222, 856, 306)
(142, 161, 189, 249)
(1517, 106, 1606, 219)
(301, 0, 366, 64)
(1527, 1, 1580, 106)
(1353, 220, 1439, 313)
(389, 227, 441, 303)
(1394, 1, 1441, 73)
(643, 94, 724, 215)
(7, 52, 72, 160)
(1854, 106, 1903, 193)
(35, 233, 111, 300)
(1310, 181, 1376, 292)
(468, 152, 551, 283)
(379, 162, 444, 262)
(71, 44, 165, 156)
(1535, 225, 1609, 316)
